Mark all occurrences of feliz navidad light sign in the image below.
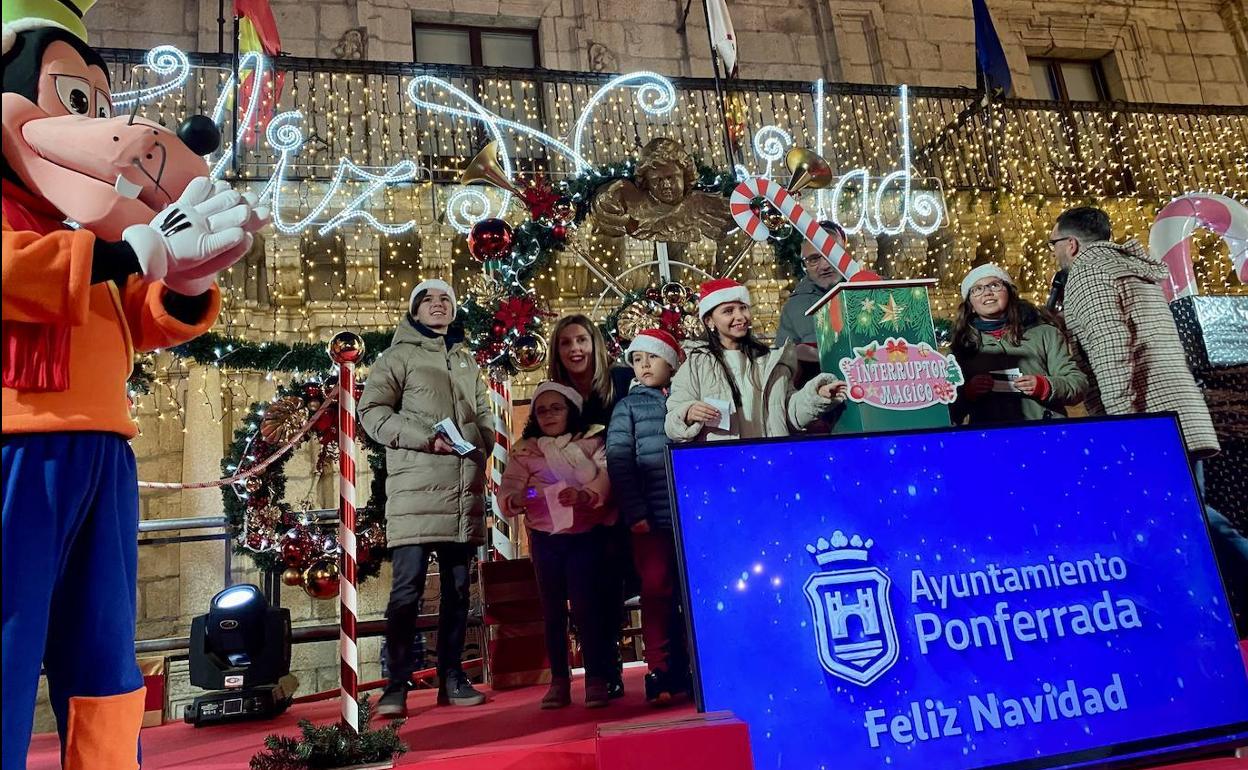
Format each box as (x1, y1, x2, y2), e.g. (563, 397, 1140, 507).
(119, 46, 948, 238)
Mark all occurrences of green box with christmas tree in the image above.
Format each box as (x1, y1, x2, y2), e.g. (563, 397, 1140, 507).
(806, 278, 963, 434)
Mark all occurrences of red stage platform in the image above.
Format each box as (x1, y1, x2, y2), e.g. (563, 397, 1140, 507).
(27, 666, 696, 770)
(25, 663, 1246, 769)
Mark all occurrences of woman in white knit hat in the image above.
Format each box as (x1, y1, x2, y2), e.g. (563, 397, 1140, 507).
(949, 264, 1087, 424)
(665, 278, 848, 442)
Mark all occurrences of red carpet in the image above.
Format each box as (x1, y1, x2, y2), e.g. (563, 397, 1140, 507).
(26, 666, 693, 769)
(26, 660, 1248, 769)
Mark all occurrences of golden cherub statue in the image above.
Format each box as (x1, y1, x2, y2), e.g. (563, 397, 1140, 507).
(590, 137, 735, 243)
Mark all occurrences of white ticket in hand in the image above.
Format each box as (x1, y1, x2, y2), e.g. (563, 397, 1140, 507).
(990, 368, 1023, 394)
(544, 481, 575, 532)
(705, 398, 733, 431)
(434, 418, 475, 455)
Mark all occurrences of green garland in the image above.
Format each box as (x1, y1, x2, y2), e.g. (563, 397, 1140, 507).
(249, 697, 407, 770)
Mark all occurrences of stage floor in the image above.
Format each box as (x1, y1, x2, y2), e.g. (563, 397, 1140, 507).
(27, 665, 694, 770)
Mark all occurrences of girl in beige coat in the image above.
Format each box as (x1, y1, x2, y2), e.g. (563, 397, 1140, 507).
(666, 279, 848, 443)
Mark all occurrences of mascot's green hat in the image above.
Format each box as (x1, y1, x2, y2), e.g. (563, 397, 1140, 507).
(3, 0, 96, 55)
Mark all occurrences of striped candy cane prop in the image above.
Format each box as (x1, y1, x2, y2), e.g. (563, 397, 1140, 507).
(486, 377, 513, 558)
(1149, 192, 1248, 301)
(729, 176, 876, 281)
(328, 331, 365, 732)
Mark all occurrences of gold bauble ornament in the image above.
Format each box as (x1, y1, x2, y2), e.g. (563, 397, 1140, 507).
(327, 331, 366, 365)
(244, 475, 265, 493)
(260, 396, 309, 444)
(302, 559, 340, 600)
(281, 567, 304, 587)
(661, 282, 687, 305)
(509, 334, 547, 372)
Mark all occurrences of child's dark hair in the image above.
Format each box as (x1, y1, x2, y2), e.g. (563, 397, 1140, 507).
(521, 394, 586, 439)
(950, 284, 1067, 356)
(698, 313, 770, 409)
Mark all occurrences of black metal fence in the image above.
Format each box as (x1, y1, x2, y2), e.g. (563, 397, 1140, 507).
(99, 47, 1248, 200)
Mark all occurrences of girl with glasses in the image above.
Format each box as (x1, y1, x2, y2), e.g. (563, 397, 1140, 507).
(950, 264, 1088, 424)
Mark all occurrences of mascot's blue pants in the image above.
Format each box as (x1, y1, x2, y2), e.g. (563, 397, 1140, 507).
(2, 432, 145, 770)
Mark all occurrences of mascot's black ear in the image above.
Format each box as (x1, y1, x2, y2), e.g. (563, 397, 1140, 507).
(177, 115, 221, 156)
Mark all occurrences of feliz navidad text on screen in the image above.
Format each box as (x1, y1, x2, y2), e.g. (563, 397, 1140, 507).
(866, 552, 1141, 749)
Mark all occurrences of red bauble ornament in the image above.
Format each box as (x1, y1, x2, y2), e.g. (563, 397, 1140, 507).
(468, 219, 514, 263)
(492, 320, 507, 337)
(304, 384, 323, 400)
(850, 384, 866, 400)
(551, 224, 567, 240)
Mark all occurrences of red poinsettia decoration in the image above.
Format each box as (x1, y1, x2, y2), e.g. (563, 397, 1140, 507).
(495, 296, 540, 333)
(521, 177, 561, 221)
(659, 308, 681, 334)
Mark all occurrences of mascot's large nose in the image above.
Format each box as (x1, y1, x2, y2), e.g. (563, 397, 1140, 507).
(177, 115, 222, 156)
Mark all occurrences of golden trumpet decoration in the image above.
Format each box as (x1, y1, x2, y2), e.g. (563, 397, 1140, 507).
(460, 140, 525, 198)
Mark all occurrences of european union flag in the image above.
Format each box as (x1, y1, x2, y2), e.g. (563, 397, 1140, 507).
(973, 0, 1013, 96)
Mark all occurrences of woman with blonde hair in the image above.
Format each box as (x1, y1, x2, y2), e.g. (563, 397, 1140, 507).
(546, 314, 633, 427)
(543, 313, 635, 698)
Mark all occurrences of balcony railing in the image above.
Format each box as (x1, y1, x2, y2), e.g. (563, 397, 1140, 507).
(99, 48, 1248, 200)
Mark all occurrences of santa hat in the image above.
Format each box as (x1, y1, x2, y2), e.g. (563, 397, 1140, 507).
(698, 278, 751, 318)
(959, 264, 1014, 300)
(3, 0, 95, 56)
(532, 381, 583, 413)
(625, 328, 683, 370)
(409, 278, 457, 319)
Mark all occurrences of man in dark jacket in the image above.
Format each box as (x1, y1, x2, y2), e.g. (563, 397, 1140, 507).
(605, 329, 692, 703)
(774, 220, 848, 348)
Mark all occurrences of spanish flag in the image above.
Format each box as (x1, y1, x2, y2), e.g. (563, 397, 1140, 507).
(235, 0, 284, 145)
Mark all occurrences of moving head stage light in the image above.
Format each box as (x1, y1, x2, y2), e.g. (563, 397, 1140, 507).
(184, 584, 295, 726)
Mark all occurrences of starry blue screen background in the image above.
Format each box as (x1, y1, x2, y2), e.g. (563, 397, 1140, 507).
(668, 415, 1248, 770)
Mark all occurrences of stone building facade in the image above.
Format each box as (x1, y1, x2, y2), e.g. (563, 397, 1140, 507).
(25, 0, 1246, 731)
(94, 0, 1248, 105)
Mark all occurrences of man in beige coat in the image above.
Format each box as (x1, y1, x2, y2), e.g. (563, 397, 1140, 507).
(1053, 206, 1247, 636)
(360, 278, 495, 716)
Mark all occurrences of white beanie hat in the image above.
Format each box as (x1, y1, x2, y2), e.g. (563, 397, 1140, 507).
(698, 278, 751, 318)
(409, 279, 457, 319)
(960, 264, 1014, 300)
(625, 328, 683, 370)
(532, 381, 584, 413)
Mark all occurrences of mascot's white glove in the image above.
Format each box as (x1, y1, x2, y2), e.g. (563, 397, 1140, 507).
(120, 177, 256, 293)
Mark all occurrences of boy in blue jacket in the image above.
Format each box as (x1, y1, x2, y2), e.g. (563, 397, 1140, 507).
(606, 329, 691, 704)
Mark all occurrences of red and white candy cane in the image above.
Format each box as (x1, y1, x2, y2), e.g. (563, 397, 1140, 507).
(730, 176, 871, 281)
(487, 377, 511, 521)
(328, 331, 365, 732)
(1149, 192, 1248, 302)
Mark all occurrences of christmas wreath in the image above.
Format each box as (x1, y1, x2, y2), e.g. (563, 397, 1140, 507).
(223, 377, 388, 598)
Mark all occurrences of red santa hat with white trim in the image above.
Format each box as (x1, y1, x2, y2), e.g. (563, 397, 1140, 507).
(698, 278, 751, 318)
(625, 328, 684, 369)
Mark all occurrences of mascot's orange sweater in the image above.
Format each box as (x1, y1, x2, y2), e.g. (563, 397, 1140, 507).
(2, 200, 220, 438)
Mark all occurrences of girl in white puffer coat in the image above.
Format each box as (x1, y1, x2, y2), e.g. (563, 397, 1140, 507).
(666, 278, 848, 443)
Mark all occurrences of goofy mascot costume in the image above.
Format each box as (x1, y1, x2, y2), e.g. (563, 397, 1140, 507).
(2, 1, 268, 767)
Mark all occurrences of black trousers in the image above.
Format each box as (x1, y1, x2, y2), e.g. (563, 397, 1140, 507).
(384, 542, 474, 689)
(528, 527, 615, 680)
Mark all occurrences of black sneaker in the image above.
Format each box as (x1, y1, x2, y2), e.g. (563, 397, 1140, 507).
(376, 685, 408, 719)
(644, 671, 672, 705)
(607, 676, 625, 700)
(438, 669, 486, 706)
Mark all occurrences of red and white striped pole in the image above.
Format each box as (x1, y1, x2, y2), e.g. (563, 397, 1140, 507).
(328, 331, 365, 732)
(486, 377, 513, 559)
